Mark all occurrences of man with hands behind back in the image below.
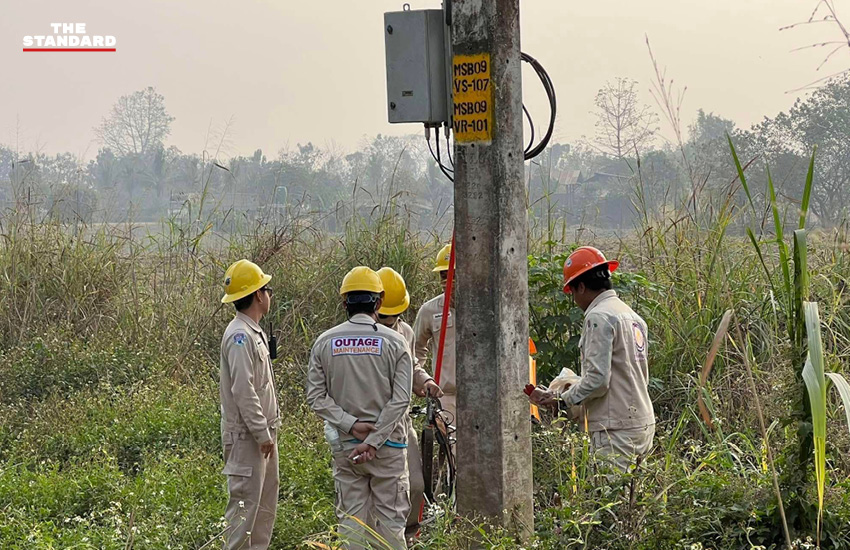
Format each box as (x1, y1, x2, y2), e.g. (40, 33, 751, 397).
(306, 267, 414, 550)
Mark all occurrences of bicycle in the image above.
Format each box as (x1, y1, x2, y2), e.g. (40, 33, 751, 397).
(410, 397, 456, 514)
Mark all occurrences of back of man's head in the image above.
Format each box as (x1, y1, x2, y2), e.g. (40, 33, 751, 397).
(568, 264, 613, 294)
(234, 291, 256, 312)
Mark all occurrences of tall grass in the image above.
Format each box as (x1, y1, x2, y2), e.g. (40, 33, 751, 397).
(2, 145, 850, 548)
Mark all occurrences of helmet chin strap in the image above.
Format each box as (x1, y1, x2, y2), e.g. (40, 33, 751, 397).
(345, 293, 380, 305)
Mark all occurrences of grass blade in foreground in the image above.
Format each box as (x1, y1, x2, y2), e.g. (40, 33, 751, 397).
(800, 301, 850, 546)
(730, 318, 791, 548)
(727, 133, 755, 214)
(767, 167, 794, 333)
(697, 309, 733, 430)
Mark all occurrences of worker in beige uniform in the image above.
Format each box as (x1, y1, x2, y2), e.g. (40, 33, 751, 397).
(219, 259, 281, 550)
(375, 267, 443, 542)
(412, 244, 456, 422)
(529, 247, 655, 472)
(306, 267, 413, 550)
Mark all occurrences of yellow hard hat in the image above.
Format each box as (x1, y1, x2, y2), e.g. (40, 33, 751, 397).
(377, 267, 410, 316)
(221, 259, 272, 304)
(432, 243, 452, 272)
(340, 266, 384, 295)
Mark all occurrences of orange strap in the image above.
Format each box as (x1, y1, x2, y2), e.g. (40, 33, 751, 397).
(529, 352, 540, 422)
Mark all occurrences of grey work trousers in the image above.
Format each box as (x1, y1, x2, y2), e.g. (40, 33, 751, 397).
(222, 430, 279, 550)
(590, 424, 655, 472)
(333, 445, 410, 550)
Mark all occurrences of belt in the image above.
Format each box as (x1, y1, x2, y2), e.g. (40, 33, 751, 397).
(222, 419, 280, 434)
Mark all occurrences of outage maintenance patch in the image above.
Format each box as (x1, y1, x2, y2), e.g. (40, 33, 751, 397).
(332, 337, 384, 356)
(452, 53, 492, 144)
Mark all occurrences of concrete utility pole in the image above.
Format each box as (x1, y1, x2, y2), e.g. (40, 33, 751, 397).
(451, 0, 532, 538)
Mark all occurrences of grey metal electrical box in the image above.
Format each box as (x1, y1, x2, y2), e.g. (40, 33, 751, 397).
(384, 9, 448, 124)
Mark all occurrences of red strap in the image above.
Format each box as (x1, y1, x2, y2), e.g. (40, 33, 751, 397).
(433, 233, 455, 386)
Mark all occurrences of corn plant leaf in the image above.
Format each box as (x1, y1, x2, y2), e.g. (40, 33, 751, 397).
(799, 145, 816, 230)
(803, 301, 828, 537)
(825, 372, 850, 437)
(803, 361, 827, 441)
(804, 303, 826, 398)
(803, 356, 827, 534)
(793, 230, 810, 350)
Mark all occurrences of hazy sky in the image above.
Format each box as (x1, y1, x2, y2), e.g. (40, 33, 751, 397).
(1, 0, 847, 160)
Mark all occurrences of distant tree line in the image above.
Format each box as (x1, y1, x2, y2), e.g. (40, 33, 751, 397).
(2, 77, 850, 229)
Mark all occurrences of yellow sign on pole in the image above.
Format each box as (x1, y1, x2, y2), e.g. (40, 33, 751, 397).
(452, 53, 493, 144)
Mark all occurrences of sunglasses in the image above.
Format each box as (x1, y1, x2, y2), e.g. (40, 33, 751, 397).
(377, 313, 398, 320)
(261, 287, 273, 296)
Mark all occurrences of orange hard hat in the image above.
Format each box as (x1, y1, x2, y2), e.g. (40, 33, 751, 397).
(562, 246, 619, 294)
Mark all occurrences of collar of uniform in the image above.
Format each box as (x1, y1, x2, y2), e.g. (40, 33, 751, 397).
(349, 313, 377, 325)
(235, 312, 264, 334)
(585, 289, 617, 316)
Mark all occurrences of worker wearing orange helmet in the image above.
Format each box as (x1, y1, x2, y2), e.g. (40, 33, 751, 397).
(528, 247, 655, 471)
(375, 267, 441, 541)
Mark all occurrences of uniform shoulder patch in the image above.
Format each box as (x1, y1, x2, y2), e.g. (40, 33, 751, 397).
(233, 333, 247, 346)
(332, 336, 384, 356)
(632, 322, 646, 354)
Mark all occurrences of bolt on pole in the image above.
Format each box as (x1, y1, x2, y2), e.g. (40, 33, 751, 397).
(451, 0, 533, 540)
